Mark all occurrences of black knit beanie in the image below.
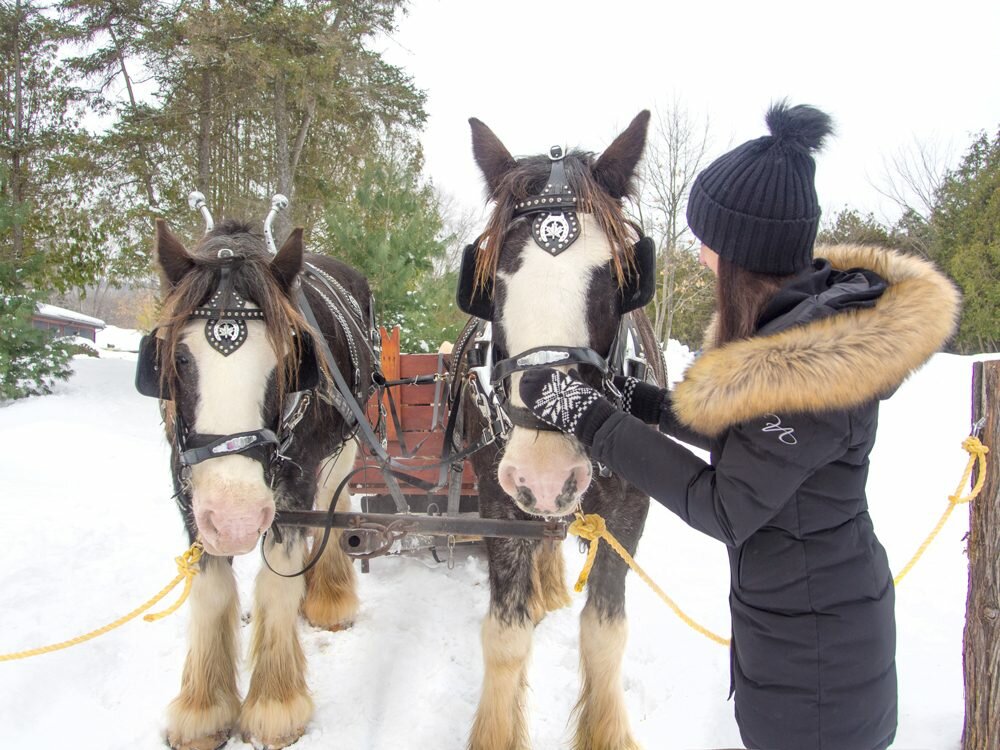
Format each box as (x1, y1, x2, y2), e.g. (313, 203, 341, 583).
(686, 101, 834, 275)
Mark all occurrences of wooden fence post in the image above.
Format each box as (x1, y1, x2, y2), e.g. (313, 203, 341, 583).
(962, 360, 1000, 749)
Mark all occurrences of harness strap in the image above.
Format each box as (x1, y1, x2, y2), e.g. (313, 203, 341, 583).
(189, 308, 266, 320)
(491, 345, 610, 385)
(505, 404, 561, 431)
(302, 273, 363, 395)
(179, 429, 280, 467)
(295, 287, 369, 434)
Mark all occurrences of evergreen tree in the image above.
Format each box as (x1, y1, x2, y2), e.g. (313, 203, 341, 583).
(0, 170, 72, 400)
(320, 148, 464, 351)
(931, 128, 1000, 353)
(818, 208, 894, 247)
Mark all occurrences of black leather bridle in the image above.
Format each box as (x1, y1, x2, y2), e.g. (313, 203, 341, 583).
(456, 146, 656, 432)
(136, 250, 322, 495)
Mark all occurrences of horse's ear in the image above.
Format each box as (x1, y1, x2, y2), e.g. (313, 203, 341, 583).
(271, 227, 304, 292)
(155, 219, 195, 287)
(470, 117, 517, 199)
(592, 110, 651, 199)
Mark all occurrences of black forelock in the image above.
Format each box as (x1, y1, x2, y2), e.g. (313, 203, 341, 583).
(195, 220, 269, 261)
(501, 149, 596, 201)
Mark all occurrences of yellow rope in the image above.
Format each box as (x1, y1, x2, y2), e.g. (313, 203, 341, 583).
(571, 435, 990, 648)
(893, 436, 989, 585)
(0, 542, 203, 662)
(570, 513, 731, 646)
(0, 437, 988, 658)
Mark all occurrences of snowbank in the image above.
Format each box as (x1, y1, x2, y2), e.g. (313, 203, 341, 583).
(0, 352, 995, 749)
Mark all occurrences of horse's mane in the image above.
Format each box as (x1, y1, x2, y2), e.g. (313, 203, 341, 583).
(156, 219, 311, 403)
(473, 150, 639, 293)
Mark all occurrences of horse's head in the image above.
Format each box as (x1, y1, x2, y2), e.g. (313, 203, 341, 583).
(146, 219, 314, 556)
(463, 112, 652, 517)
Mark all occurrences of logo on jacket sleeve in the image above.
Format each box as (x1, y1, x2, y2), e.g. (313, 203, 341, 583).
(762, 414, 797, 445)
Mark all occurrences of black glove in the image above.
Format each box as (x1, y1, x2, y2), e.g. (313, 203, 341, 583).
(518, 368, 617, 447)
(613, 375, 669, 425)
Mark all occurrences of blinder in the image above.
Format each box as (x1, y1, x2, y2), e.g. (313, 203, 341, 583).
(457, 142, 657, 322)
(134, 328, 320, 401)
(135, 332, 163, 399)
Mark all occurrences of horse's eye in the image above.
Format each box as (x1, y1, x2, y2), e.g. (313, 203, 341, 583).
(175, 355, 190, 367)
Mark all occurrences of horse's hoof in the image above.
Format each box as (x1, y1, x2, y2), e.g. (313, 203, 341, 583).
(301, 590, 358, 631)
(165, 728, 230, 750)
(241, 727, 305, 750)
(239, 693, 311, 750)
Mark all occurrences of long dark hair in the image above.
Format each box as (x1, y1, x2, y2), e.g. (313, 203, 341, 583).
(714, 257, 793, 346)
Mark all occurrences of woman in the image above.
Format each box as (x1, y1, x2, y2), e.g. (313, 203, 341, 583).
(519, 101, 961, 750)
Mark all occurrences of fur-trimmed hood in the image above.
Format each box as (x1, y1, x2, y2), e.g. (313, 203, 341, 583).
(673, 245, 961, 436)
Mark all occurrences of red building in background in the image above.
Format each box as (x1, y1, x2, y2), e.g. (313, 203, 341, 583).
(31, 303, 105, 342)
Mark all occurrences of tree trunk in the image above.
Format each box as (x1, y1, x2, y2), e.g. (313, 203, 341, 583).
(196, 0, 212, 195)
(196, 70, 212, 195)
(107, 24, 157, 209)
(272, 71, 292, 242)
(962, 360, 1000, 749)
(11, 0, 25, 260)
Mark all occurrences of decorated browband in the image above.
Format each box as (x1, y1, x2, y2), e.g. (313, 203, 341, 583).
(185, 191, 288, 356)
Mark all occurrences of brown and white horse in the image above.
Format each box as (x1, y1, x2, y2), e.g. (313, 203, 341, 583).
(458, 112, 664, 749)
(145, 219, 374, 750)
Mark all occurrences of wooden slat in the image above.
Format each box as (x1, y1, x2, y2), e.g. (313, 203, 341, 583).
(391, 383, 440, 405)
(400, 353, 442, 378)
(350, 327, 475, 497)
(398, 404, 436, 430)
(350, 466, 476, 490)
(384, 431, 445, 456)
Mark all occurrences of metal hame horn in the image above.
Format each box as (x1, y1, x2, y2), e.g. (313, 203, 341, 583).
(188, 191, 214, 233)
(264, 194, 289, 254)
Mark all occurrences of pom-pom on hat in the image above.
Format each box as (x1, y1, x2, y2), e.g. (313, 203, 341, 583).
(686, 100, 834, 275)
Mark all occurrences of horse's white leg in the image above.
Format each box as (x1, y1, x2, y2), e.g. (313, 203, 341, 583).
(572, 605, 640, 750)
(166, 554, 241, 750)
(301, 442, 359, 630)
(469, 614, 534, 750)
(240, 535, 311, 749)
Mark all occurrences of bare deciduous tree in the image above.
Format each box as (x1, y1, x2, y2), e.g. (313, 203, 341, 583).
(874, 137, 953, 220)
(435, 189, 484, 274)
(634, 101, 713, 362)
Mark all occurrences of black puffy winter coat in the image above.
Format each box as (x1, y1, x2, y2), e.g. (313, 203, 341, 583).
(590, 245, 960, 750)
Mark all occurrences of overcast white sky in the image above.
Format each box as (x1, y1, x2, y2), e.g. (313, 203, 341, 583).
(381, 0, 1000, 229)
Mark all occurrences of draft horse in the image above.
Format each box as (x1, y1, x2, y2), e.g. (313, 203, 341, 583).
(137, 218, 374, 749)
(456, 112, 664, 749)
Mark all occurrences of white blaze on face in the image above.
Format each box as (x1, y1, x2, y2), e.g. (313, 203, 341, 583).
(183, 318, 278, 556)
(497, 214, 610, 516)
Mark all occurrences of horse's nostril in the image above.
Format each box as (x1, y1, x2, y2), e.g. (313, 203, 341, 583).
(515, 486, 537, 509)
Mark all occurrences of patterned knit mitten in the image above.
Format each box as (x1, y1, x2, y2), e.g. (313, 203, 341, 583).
(518, 368, 616, 447)
(612, 375, 669, 425)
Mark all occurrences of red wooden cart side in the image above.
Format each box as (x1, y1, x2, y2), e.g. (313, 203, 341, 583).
(351, 326, 478, 514)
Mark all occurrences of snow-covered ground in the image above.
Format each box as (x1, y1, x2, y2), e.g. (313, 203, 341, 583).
(0, 343, 994, 749)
